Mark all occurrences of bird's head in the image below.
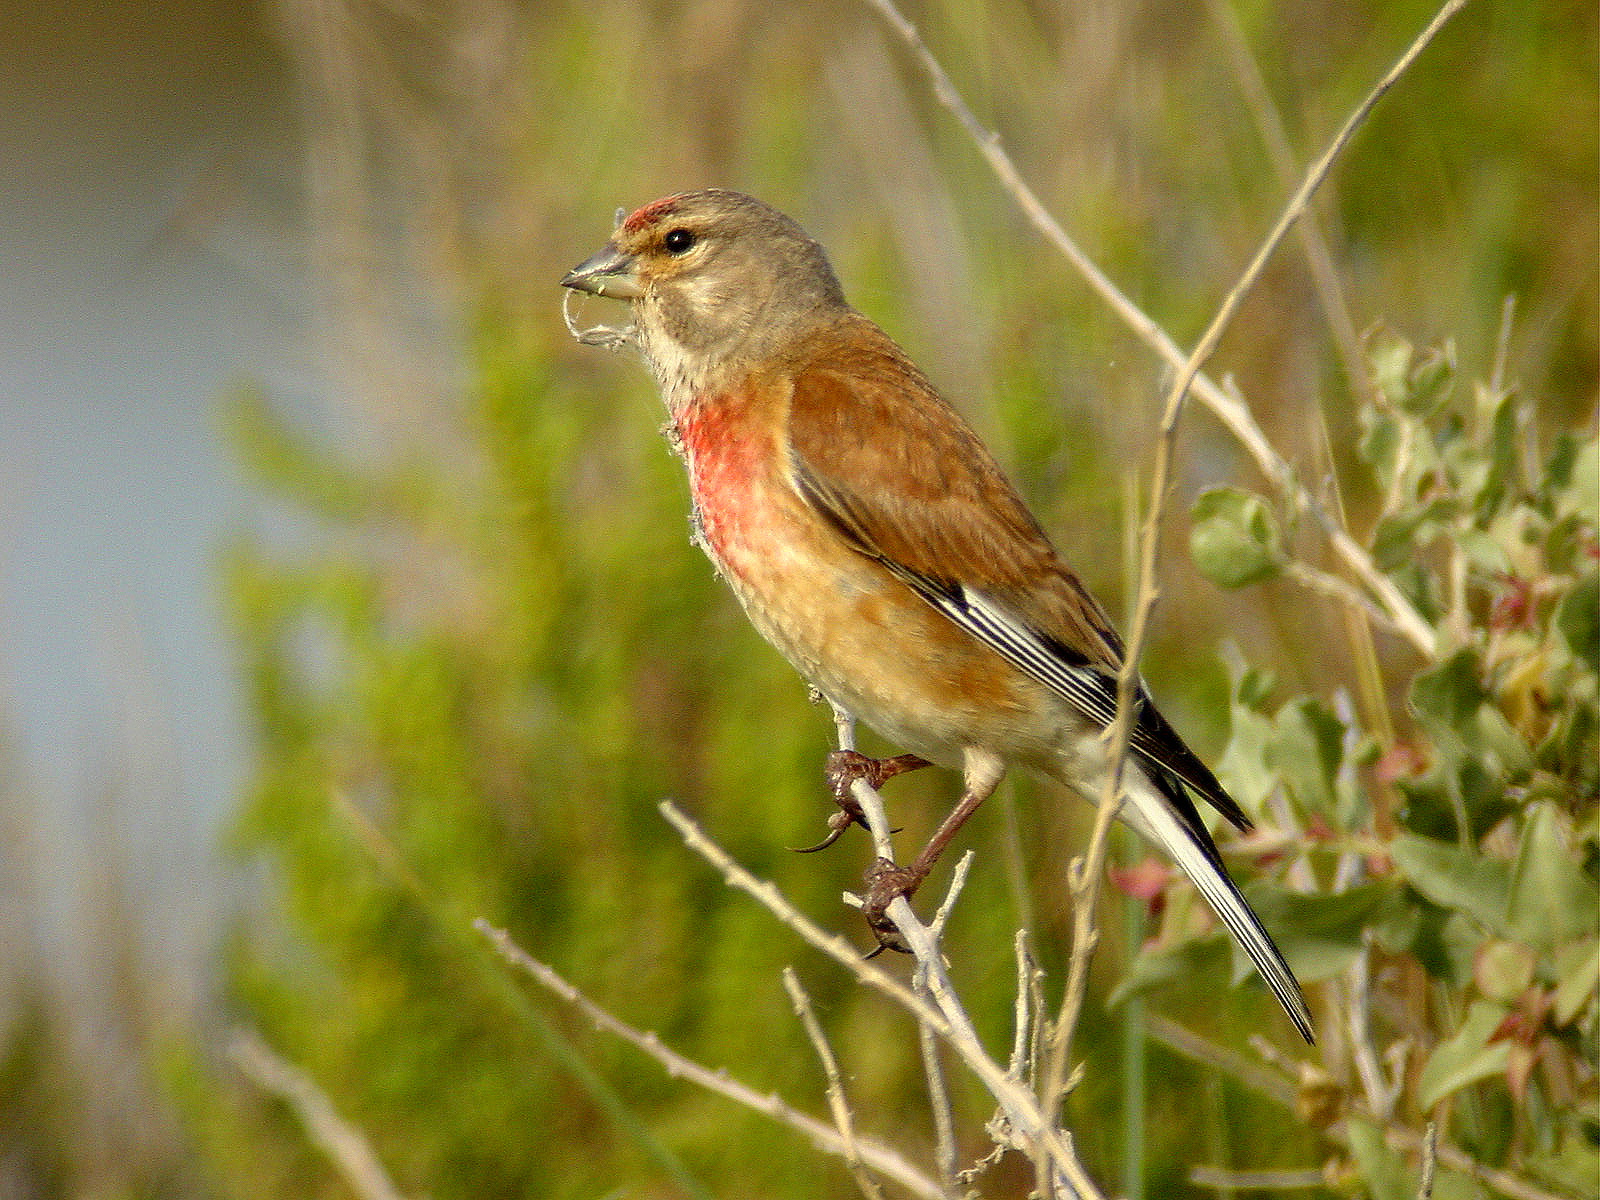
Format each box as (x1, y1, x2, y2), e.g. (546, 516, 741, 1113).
(562, 190, 847, 386)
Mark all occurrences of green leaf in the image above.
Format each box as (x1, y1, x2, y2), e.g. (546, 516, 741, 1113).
(1551, 938, 1600, 1026)
(1265, 697, 1345, 818)
(1484, 387, 1521, 508)
(1472, 704, 1533, 778)
(1473, 939, 1536, 1003)
(1546, 433, 1598, 524)
(1410, 647, 1486, 736)
(1366, 334, 1453, 417)
(1507, 803, 1599, 947)
(1371, 496, 1454, 570)
(1388, 558, 1442, 625)
(1455, 527, 1512, 576)
(1369, 894, 1424, 956)
(1412, 910, 1490, 986)
(1391, 833, 1512, 936)
(1217, 704, 1278, 816)
(1359, 408, 1403, 490)
(1547, 512, 1593, 574)
(1372, 511, 1420, 572)
(1407, 341, 1457, 415)
(1523, 1134, 1600, 1198)
(1572, 437, 1599, 521)
(1556, 572, 1600, 673)
(1369, 335, 1417, 410)
(1346, 1116, 1414, 1200)
(1236, 665, 1278, 710)
(1239, 882, 1405, 983)
(1417, 1000, 1512, 1109)
(1189, 487, 1283, 588)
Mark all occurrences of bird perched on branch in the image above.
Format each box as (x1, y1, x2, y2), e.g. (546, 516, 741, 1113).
(562, 189, 1313, 1043)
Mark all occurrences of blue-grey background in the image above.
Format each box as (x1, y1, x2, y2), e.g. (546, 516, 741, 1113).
(1, 0, 298, 1018)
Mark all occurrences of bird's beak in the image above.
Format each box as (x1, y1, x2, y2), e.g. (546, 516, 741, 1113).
(561, 242, 644, 300)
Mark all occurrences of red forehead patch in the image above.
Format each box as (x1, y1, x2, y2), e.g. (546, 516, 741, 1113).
(621, 194, 685, 235)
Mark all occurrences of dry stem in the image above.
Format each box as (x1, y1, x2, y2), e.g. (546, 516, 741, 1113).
(478, 919, 945, 1200)
(857, 0, 1447, 658)
(229, 1029, 414, 1200)
(660, 800, 1105, 1198)
(782, 967, 892, 1200)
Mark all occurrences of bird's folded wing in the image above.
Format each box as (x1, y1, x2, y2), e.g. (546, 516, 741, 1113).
(783, 334, 1251, 836)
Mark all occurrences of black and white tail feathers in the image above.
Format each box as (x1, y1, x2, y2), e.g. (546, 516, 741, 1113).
(894, 573, 1315, 1043)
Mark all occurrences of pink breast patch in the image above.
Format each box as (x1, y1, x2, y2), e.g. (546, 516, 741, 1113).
(674, 395, 778, 578)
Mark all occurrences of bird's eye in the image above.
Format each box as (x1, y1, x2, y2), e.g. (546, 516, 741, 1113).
(663, 227, 697, 255)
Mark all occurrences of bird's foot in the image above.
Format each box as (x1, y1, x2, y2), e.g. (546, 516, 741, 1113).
(860, 857, 927, 955)
(826, 749, 930, 798)
(792, 751, 928, 853)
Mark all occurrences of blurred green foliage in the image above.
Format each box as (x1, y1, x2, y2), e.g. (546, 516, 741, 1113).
(1149, 334, 1598, 1198)
(107, 0, 1599, 1198)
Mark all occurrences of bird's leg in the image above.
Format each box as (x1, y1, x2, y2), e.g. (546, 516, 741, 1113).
(861, 751, 1005, 951)
(793, 751, 930, 853)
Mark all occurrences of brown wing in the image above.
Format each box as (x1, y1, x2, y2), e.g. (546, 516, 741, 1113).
(782, 316, 1125, 660)
(782, 313, 1252, 834)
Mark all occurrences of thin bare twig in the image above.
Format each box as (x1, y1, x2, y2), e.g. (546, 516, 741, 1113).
(828, 702, 898, 863)
(826, 719, 1094, 1200)
(1280, 559, 1405, 634)
(229, 1029, 414, 1200)
(1124, 0, 1469, 706)
(658, 801, 1104, 1199)
(782, 967, 891, 1200)
(923, 850, 974, 939)
(1207, 0, 1370, 402)
(1008, 930, 1039, 1080)
(1039, 0, 1467, 1118)
(477, 920, 945, 1200)
(1189, 1165, 1328, 1191)
(917, 1010, 959, 1193)
(1207, 0, 1398, 748)
(911, 851, 971, 1189)
(857, 0, 1445, 657)
(1416, 1120, 1438, 1200)
(1389, 1125, 1583, 1200)
(1039, 821, 1114, 1124)
(883, 888, 1099, 1200)
(659, 802, 947, 1031)
(1345, 935, 1398, 1122)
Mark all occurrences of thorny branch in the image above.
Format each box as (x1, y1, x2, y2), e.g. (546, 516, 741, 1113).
(782, 967, 891, 1200)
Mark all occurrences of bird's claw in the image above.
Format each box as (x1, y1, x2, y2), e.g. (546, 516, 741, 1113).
(794, 750, 925, 853)
(860, 857, 925, 955)
(790, 807, 857, 854)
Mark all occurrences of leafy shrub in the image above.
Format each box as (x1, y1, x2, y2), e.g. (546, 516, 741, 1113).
(1139, 332, 1598, 1198)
